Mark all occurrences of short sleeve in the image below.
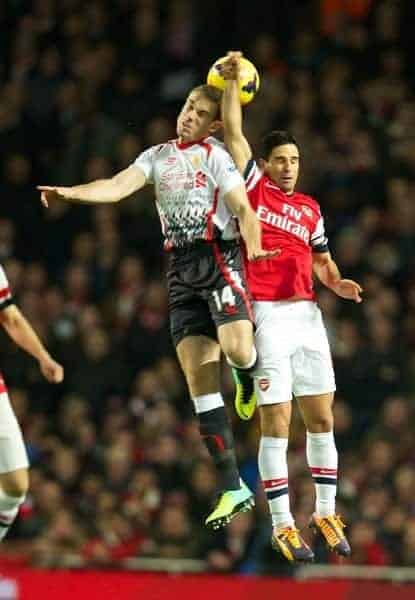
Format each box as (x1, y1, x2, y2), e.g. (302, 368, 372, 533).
(132, 146, 159, 184)
(0, 266, 13, 310)
(311, 215, 329, 253)
(209, 146, 244, 196)
(243, 158, 262, 192)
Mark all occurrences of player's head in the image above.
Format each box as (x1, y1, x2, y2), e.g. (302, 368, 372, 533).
(177, 85, 222, 142)
(260, 130, 300, 194)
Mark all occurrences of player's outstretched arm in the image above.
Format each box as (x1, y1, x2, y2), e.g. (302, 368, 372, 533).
(0, 305, 64, 383)
(38, 164, 147, 208)
(313, 252, 363, 303)
(225, 185, 279, 261)
(221, 51, 253, 175)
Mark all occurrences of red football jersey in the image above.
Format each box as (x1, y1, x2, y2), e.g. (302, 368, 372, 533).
(0, 264, 12, 394)
(244, 159, 329, 301)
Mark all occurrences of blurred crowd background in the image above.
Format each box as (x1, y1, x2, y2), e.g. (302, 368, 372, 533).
(0, 0, 415, 575)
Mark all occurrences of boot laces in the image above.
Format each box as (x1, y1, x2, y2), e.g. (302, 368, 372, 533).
(319, 515, 345, 546)
(278, 527, 302, 549)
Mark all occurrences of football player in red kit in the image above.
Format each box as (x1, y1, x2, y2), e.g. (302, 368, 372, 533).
(221, 52, 362, 562)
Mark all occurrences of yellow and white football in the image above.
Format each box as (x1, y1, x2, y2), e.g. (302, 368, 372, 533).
(207, 56, 260, 105)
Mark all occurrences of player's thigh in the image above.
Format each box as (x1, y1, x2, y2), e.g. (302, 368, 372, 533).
(291, 303, 336, 400)
(217, 319, 254, 365)
(254, 358, 293, 408)
(253, 301, 297, 368)
(176, 335, 221, 397)
(207, 242, 254, 362)
(296, 392, 334, 433)
(252, 301, 294, 405)
(167, 264, 217, 348)
(0, 392, 29, 496)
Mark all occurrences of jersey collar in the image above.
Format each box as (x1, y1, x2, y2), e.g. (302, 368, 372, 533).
(264, 174, 295, 196)
(175, 137, 208, 150)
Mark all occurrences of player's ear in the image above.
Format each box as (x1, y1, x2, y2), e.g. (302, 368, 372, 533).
(258, 158, 267, 170)
(209, 119, 222, 134)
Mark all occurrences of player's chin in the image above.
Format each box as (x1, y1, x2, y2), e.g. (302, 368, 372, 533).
(178, 124, 193, 139)
(280, 182, 295, 193)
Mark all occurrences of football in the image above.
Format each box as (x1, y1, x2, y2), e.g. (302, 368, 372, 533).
(207, 56, 260, 105)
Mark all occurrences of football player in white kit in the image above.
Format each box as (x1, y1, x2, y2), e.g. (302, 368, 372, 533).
(38, 84, 277, 530)
(0, 264, 63, 541)
(222, 52, 363, 561)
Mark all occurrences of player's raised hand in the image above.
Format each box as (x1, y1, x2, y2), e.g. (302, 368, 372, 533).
(218, 51, 242, 80)
(39, 355, 64, 383)
(246, 245, 281, 261)
(37, 186, 70, 208)
(332, 279, 363, 303)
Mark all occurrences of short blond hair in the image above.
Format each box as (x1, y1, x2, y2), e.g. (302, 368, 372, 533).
(189, 84, 222, 118)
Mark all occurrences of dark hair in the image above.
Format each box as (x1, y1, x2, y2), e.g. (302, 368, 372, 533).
(261, 130, 299, 160)
(189, 84, 222, 118)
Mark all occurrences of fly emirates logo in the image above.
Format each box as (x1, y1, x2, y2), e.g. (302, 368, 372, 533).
(257, 203, 310, 243)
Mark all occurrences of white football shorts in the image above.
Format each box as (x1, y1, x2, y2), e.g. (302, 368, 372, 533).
(0, 392, 29, 473)
(253, 300, 336, 405)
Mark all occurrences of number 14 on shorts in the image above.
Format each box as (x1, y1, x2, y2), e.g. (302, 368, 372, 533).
(212, 286, 236, 312)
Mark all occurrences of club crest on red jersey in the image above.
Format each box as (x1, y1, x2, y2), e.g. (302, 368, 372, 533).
(301, 205, 313, 218)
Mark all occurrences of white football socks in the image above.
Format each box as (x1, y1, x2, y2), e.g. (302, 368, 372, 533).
(258, 436, 294, 529)
(306, 430, 338, 517)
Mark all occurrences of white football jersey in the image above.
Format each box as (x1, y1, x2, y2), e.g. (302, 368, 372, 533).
(133, 137, 244, 248)
(0, 266, 12, 309)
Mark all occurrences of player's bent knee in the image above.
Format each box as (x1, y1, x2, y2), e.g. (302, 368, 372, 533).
(10, 480, 29, 498)
(226, 346, 254, 369)
(3, 482, 29, 498)
(261, 421, 289, 438)
(0, 469, 29, 498)
(307, 415, 334, 433)
(259, 404, 291, 437)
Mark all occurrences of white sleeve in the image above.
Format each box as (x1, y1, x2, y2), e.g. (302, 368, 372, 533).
(209, 146, 245, 196)
(311, 215, 329, 252)
(243, 158, 262, 192)
(0, 266, 13, 310)
(132, 146, 159, 184)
